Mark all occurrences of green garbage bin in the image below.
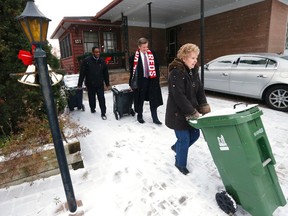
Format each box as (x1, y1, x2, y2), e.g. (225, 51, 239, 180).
(188, 104, 286, 216)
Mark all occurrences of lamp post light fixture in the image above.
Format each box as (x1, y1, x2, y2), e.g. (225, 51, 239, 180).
(17, 0, 78, 213)
(16, 0, 50, 45)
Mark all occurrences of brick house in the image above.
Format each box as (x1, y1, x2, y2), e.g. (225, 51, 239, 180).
(51, 0, 288, 85)
(50, 18, 123, 72)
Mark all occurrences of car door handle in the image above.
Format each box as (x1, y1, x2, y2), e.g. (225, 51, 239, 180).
(257, 74, 268, 78)
(222, 73, 228, 76)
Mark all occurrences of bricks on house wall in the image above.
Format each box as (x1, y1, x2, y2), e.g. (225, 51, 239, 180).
(127, 26, 150, 53)
(61, 57, 74, 74)
(109, 71, 130, 86)
(69, 25, 85, 73)
(127, 27, 167, 66)
(268, 0, 288, 53)
(177, 0, 274, 64)
(151, 28, 167, 66)
(108, 67, 168, 87)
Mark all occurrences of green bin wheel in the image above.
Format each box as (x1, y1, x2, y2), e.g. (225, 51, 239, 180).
(215, 191, 237, 215)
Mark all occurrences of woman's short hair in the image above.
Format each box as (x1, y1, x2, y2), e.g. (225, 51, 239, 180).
(177, 43, 200, 59)
(138, 37, 149, 46)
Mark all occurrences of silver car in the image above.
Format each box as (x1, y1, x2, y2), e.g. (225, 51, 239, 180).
(203, 53, 288, 112)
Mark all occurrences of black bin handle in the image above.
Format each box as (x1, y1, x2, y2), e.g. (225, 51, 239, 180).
(233, 102, 248, 109)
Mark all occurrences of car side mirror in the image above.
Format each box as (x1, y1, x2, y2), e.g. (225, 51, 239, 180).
(204, 64, 209, 70)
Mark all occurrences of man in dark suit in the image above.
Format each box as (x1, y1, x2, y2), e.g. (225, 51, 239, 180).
(78, 47, 110, 120)
(129, 37, 163, 124)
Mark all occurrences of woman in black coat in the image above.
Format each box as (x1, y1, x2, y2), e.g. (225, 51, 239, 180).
(129, 37, 163, 124)
(165, 43, 211, 175)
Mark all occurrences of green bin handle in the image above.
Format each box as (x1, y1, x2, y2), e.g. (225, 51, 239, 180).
(233, 102, 248, 109)
(262, 158, 272, 167)
(188, 119, 201, 129)
(188, 107, 262, 129)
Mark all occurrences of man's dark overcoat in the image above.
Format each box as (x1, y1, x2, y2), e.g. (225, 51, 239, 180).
(129, 51, 163, 113)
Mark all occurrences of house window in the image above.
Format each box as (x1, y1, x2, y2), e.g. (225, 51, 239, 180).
(103, 32, 117, 52)
(60, 34, 72, 58)
(83, 32, 99, 53)
(103, 32, 117, 64)
(167, 28, 177, 64)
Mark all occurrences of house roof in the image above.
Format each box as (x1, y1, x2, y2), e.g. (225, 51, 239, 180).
(50, 16, 120, 39)
(93, 0, 265, 28)
(51, 0, 288, 40)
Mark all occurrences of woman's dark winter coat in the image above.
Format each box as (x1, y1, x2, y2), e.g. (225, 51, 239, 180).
(165, 58, 208, 130)
(129, 51, 163, 112)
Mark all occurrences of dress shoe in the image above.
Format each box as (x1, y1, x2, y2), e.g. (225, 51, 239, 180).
(137, 118, 145, 123)
(91, 109, 96, 113)
(137, 114, 145, 123)
(153, 119, 162, 125)
(175, 164, 189, 175)
(101, 114, 107, 120)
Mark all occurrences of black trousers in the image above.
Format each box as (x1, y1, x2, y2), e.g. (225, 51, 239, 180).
(137, 78, 159, 121)
(87, 85, 106, 114)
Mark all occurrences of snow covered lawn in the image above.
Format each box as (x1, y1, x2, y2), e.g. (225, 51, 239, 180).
(0, 86, 287, 216)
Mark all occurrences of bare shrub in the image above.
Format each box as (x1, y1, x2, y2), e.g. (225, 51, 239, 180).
(0, 109, 90, 185)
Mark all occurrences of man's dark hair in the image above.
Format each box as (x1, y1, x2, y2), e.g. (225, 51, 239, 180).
(92, 46, 100, 52)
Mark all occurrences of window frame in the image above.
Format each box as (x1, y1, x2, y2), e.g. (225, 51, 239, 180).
(60, 34, 72, 59)
(103, 32, 118, 64)
(83, 31, 100, 53)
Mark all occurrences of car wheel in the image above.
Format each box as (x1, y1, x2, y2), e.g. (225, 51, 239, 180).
(264, 85, 288, 112)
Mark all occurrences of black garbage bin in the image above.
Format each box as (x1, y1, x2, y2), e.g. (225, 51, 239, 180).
(63, 74, 85, 112)
(111, 84, 135, 120)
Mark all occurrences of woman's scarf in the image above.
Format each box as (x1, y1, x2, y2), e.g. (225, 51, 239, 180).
(132, 49, 156, 78)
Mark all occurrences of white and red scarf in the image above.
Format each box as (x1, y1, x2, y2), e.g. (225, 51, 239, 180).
(133, 49, 156, 78)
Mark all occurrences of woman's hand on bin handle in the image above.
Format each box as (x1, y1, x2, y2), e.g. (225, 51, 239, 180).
(197, 104, 211, 115)
(185, 111, 201, 121)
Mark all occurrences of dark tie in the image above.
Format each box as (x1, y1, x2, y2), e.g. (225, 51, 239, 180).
(143, 54, 149, 78)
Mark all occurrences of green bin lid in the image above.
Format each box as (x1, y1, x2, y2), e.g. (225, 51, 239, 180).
(189, 104, 263, 128)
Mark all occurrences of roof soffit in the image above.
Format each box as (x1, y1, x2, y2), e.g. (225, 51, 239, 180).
(96, 0, 265, 28)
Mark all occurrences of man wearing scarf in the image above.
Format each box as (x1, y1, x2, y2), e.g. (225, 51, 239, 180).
(129, 37, 163, 124)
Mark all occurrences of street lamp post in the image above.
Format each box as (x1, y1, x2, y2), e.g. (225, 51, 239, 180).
(17, 0, 77, 213)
